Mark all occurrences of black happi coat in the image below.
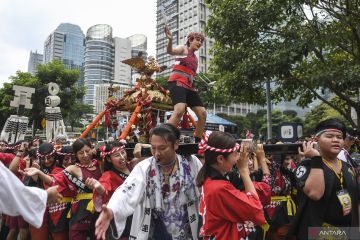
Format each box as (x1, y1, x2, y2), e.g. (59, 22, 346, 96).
(288, 158, 359, 240)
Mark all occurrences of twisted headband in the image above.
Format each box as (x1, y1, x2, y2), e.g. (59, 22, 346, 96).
(37, 148, 57, 158)
(198, 131, 239, 155)
(99, 146, 125, 159)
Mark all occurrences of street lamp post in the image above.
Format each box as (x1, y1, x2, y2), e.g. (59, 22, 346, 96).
(266, 79, 272, 139)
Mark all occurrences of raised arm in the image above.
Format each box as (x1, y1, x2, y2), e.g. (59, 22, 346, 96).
(9, 142, 28, 172)
(165, 26, 186, 56)
(237, 145, 259, 198)
(302, 141, 325, 201)
(256, 144, 270, 176)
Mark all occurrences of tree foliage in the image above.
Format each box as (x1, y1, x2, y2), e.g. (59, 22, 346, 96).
(0, 60, 93, 133)
(216, 113, 249, 136)
(304, 99, 350, 136)
(257, 109, 303, 140)
(218, 108, 303, 140)
(206, 0, 360, 127)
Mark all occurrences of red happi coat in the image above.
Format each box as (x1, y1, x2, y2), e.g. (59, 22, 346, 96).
(168, 48, 198, 91)
(50, 168, 77, 197)
(265, 168, 293, 219)
(199, 176, 266, 240)
(253, 181, 272, 206)
(45, 166, 69, 230)
(51, 161, 102, 225)
(93, 170, 128, 207)
(0, 152, 15, 167)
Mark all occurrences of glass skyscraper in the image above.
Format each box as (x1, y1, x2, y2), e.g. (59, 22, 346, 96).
(127, 34, 148, 60)
(84, 24, 115, 108)
(127, 34, 148, 84)
(43, 23, 85, 84)
(83, 25, 147, 113)
(55, 23, 85, 70)
(156, 0, 213, 77)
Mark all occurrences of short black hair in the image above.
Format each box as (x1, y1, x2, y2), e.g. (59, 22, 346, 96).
(38, 142, 55, 156)
(315, 118, 346, 139)
(149, 123, 180, 145)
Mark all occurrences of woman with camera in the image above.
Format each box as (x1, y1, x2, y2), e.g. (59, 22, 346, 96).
(196, 131, 266, 239)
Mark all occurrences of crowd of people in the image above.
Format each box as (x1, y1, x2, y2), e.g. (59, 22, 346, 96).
(1, 28, 360, 240)
(0, 118, 359, 240)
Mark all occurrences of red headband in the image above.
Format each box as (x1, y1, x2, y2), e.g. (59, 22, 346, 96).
(99, 146, 125, 159)
(315, 128, 343, 137)
(198, 131, 240, 155)
(5, 142, 21, 150)
(37, 148, 56, 158)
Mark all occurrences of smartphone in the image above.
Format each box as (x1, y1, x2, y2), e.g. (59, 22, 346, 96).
(313, 142, 320, 151)
(240, 139, 253, 148)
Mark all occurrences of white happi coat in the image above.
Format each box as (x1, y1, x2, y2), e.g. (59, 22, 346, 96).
(107, 154, 202, 240)
(0, 162, 47, 228)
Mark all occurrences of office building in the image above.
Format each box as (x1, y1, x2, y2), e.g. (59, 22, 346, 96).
(28, 51, 43, 75)
(44, 23, 85, 84)
(156, 0, 213, 76)
(127, 34, 148, 84)
(84, 24, 133, 113)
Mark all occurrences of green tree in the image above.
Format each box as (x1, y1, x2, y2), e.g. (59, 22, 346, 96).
(257, 109, 303, 140)
(304, 100, 350, 136)
(155, 76, 168, 89)
(64, 103, 94, 132)
(217, 109, 302, 140)
(0, 60, 93, 134)
(217, 113, 250, 137)
(206, 0, 360, 127)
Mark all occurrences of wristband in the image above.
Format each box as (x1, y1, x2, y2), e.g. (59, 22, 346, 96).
(311, 156, 323, 169)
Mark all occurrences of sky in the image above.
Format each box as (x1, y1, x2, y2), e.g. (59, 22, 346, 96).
(0, 0, 157, 86)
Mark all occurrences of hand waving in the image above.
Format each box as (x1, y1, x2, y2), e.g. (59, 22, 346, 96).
(95, 205, 114, 240)
(164, 26, 173, 40)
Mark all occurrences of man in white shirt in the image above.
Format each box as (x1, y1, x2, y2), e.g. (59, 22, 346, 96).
(338, 128, 358, 163)
(95, 124, 202, 240)
(0, 162, 62, 228)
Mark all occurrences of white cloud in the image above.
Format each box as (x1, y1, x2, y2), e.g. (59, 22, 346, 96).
(0, 0, 157, 86)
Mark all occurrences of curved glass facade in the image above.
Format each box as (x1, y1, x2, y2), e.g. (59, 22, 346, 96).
(43, 23, 85, 85)
(127, 34, 148, 85)
(127, 34, 148, 60)
(55, 23, 85, 69)
(84, 24, 114, 107)
(127, 34, 147, 50)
